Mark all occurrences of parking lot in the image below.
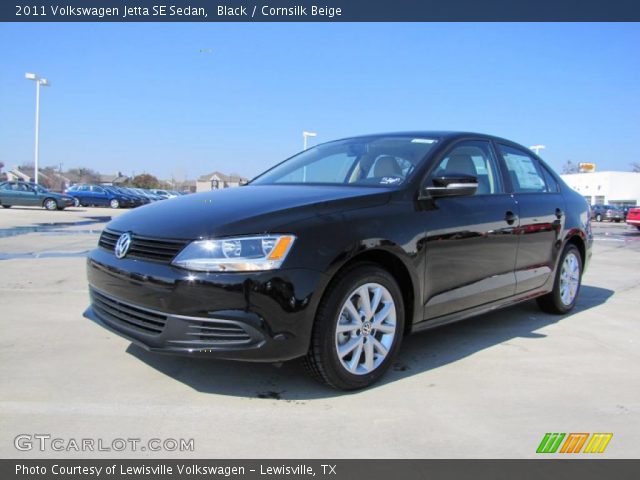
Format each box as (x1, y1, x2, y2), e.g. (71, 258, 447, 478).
(0, 206, 638, 458)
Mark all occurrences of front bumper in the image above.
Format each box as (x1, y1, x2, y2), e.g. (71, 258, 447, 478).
(85, 248, 328, 361)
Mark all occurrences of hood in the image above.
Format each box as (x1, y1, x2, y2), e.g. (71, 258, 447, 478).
(106, 185, 392, 239)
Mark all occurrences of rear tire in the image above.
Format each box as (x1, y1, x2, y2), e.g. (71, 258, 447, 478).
(110, 199, 120, 209)
(537, 244, 582, 314)
(303, 263, 405, 390)
(1, 205, 10, 209)
(595, 214, 602, 222)
(73, 198, 81, 207)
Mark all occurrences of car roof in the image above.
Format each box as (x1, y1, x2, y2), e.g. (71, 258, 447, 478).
(328, 131, 518, 143)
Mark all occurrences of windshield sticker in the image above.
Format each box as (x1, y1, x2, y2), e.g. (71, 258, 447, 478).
(380, 177, 402, 185)
(411, 138, 436, 144)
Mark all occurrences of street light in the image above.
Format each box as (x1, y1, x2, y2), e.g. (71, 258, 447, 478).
(529, 144, 546, 155)
(25, 72, 51, 184)
(303, 131, 317, 150)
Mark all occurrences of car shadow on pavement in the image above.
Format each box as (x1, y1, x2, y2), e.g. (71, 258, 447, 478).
(126, 284, 613, 400)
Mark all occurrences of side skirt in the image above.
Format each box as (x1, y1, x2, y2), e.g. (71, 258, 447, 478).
(410, 285, 553, 334)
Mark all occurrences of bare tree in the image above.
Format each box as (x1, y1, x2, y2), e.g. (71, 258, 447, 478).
(66, 167, 101, 184)
(632, 162, 640, 173)
(561, 160, 580, 174)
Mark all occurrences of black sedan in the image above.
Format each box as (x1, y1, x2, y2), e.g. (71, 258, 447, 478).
(0, 181, 75, 210)
(85, 132, 592, 389)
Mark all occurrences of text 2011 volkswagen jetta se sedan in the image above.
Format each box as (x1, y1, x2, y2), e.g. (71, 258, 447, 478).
(85, 132, 592, 389)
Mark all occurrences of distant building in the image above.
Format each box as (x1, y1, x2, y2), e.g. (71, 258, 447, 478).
(561, 171, 640, 207)
(98, 172, 129, 186)
(196, 171, 248, 193)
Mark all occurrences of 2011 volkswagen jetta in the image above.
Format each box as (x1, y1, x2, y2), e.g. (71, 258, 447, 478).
(85, 132, 592, 389)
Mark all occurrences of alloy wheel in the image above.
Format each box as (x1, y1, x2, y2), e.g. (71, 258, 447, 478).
(334, 283, 397, 375)
(559, 252, 580, 306)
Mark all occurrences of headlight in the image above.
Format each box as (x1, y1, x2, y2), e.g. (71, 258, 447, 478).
(171, 235, 296, 272)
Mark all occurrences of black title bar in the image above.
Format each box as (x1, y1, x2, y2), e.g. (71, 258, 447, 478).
(3, 459, 640, 480)
(4, 0, 640, 22)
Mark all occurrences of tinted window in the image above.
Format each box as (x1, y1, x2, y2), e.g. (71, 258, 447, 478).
(428, 140, 503, 195)
(540, 165, 560, 193)
(277, 152, 354, 184)
(498, 145, 547, 193)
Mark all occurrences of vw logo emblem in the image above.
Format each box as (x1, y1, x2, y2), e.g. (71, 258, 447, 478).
(114, 232, 132, 259)
(362, 321, 372, 337)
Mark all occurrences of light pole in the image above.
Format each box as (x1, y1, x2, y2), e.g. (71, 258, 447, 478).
(25, 73, 50, 184)
(303, 131, 317, 150)
(529, 144, 546, 156)
(302, 131, 317, 183)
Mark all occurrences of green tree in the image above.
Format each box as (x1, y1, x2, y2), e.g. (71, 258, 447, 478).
(131, 173, 161, 189)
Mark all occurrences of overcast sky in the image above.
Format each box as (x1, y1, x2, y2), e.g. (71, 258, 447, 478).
(1, 23, 639, 180)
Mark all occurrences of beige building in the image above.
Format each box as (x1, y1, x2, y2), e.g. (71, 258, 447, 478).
(196, 171, 248, 193)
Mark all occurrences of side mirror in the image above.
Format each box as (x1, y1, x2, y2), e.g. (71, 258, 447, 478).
(422, 175, 478, 198)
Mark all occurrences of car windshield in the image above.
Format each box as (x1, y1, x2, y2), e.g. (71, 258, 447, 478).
(251, 136, 438, 187)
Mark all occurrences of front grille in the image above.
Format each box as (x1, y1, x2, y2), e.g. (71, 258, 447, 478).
(186, 321, 252, 345)
(99, 229, 188, 263)
(91, 288, 167, 335)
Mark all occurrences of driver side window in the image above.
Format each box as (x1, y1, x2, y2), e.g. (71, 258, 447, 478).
(428, 140, 503, 195)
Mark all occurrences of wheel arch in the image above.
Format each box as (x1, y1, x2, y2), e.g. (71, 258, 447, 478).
(565, 233, 586, 269)
(318, 247, 420, 337)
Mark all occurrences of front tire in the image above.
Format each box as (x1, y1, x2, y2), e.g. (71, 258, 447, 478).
(595, 213, 602, 222)
(44, 198, 58, 211)
(537, 244, 582, 314)
(304, 263, 405, 390)
(73, 198, 81, 207)
(110, 199, 120, 209)
(1, 205, 10, 209)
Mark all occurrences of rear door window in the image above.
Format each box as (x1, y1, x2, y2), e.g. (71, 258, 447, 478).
(498, 144, 548, 193)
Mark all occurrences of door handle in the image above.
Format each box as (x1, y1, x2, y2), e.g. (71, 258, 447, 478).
(505, 211, 518, 225)
(555, 208, 564, 219)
